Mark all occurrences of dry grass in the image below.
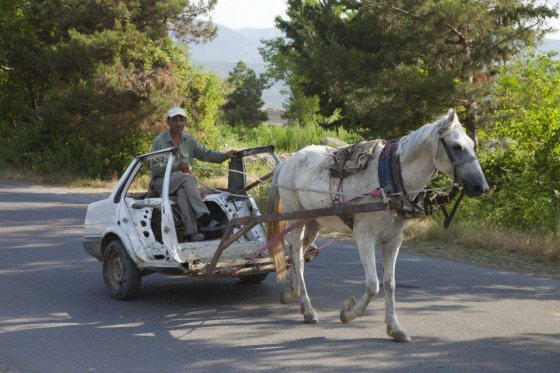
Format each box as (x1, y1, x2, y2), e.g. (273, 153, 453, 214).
(198, 174, 229, 190)
(3, 167, 558, 278)
(404, 219, 560, 279)
(0, 167, 118, 190)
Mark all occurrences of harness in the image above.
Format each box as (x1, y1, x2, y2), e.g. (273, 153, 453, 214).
(329, 141, 381, 228)
(329, 129, 476, 228)
(433, 126, 478, 227)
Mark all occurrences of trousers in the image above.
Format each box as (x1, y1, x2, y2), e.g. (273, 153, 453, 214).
(151, 173, 209, 236)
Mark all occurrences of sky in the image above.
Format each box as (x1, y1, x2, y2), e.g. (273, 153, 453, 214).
(208, 0, 287, 29)
(208, 0, 560, 39)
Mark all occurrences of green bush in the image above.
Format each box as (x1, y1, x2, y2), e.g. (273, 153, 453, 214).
(0, 1, 225, 179)
(458, 52, 560, 235)
(227, 122, 359, 153)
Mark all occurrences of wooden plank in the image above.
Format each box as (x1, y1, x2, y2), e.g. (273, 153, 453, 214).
(190, 256, 274, 271)
(206, 223, 256, 275)
(206, 200, 403, 275)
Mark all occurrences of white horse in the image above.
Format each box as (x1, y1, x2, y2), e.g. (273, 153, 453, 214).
(266, 109, 488, 342)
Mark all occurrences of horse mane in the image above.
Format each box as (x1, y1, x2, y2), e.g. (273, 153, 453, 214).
(396, 112, 460, 159)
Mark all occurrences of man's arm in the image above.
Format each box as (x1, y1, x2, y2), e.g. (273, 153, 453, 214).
(191, 137, 229, 164)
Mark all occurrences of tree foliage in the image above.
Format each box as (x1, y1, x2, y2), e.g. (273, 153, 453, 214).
(261, 37, 323, 127)
(467, 51, 560, 233)
(0, 0, 223, 178)
(264, 0, 557, 139)
(222, 61, 269, 127)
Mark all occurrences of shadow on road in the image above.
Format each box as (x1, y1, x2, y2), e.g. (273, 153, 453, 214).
(1, 181, 559, 372)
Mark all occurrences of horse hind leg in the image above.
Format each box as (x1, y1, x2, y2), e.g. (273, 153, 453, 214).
(302, 220, 321, 261)
(340, 234, 380, 324)
(381, 234, 411, 342)
(280, 264, 300, 304)
(287, 223, 319, 323)
(280, 221, 320, 305)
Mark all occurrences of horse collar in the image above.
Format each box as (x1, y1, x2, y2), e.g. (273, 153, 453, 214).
(377, 140, 424, 215)
(378, 140, 399, 195)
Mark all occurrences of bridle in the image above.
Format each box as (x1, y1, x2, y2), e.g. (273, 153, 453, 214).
(436, 125, 479, 184)
(395, 124, 479, 227)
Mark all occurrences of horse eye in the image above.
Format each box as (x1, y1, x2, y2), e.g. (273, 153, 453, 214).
(452, 144, 463, 151)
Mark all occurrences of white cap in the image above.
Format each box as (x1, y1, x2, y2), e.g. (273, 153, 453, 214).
(167, 107, 186, 118)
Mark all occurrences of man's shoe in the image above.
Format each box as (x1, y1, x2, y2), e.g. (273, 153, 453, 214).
(186, 232, 205, 242)
(206, 220, 225, 230)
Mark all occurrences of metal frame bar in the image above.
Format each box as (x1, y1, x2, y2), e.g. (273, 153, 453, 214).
(206, 200, 404, 275)
(227, 172, 273, 201)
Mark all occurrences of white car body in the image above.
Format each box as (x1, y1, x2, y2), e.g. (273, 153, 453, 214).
(83, 147, 276, 286)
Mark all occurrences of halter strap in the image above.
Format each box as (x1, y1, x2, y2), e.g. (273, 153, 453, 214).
(438, 136, 478, 183)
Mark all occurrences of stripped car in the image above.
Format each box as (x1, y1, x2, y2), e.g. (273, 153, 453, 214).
(83, 146, 279, 299)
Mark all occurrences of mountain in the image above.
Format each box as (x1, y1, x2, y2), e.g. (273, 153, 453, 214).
(188, 26, 282, 63)
(187, 25, 287, 109)
(540, 38, 560, 55)
(187, 24, 560, 109)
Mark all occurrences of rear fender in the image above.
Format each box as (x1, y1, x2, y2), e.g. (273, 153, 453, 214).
(101, 226, 145, 266)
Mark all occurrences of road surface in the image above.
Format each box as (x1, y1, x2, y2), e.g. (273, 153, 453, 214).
(0, 180, 559, 372)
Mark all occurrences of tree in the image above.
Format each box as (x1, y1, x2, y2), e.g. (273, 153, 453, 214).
(264, 0, 557, 141)
(471, 51, 560, 233)
(0, 0, 223, 178)
(261, 37, 322, 127)
(222, 61, 269, 127)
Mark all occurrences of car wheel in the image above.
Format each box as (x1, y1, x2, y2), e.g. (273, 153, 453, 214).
(238, 272, 269, 284)
(103, 240, 141, 300)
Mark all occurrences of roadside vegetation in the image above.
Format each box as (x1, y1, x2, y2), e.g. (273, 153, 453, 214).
(1, 1, 559, 277)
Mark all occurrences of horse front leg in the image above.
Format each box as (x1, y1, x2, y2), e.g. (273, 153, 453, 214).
(340, 234, 379, 323)
(381, 234, 411, 342)
(288, 224, 319, 324)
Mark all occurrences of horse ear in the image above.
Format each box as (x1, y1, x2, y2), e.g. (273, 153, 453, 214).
(439, 109, 455, 132)
(446, 108, 455, 123)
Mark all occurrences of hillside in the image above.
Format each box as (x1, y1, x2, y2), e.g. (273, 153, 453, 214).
(187, 24, 560, 109)
(188, 26, 282, 63)
(540, 38, 560, 55)
(188, 25, 286, 109)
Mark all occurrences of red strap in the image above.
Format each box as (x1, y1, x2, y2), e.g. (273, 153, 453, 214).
(229, 218, 313, 276)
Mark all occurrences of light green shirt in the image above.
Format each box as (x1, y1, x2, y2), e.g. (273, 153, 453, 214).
(150, 130, 228, 178)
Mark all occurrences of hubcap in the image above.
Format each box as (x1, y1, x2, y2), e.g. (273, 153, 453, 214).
(108, 252, 123, 290)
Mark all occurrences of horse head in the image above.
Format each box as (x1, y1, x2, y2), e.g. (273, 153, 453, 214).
(433, 109, 489, 198)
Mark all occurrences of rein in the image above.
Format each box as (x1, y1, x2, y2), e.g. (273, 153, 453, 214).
(193, 132, 471, 228)
(372, 132, 471, 227)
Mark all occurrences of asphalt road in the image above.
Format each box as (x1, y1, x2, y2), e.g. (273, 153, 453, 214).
(1, 180, 559, 373)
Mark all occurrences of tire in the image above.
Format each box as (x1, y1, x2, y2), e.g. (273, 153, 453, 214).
(238, 272, 269, 284)
(103, 240, 142, 300)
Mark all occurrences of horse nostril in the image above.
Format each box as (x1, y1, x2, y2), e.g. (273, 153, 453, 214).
(473, 185, 484, 195)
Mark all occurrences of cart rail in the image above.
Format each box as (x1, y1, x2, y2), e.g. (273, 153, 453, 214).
(206, 200, 404, 275)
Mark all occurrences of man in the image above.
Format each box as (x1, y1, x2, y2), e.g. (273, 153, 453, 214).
(150, 107, 237, 242)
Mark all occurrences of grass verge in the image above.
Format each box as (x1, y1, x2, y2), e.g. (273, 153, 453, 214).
(0, 167, 118, 190)
(403, 219, 560, 279)
(2, 168, 558, 279)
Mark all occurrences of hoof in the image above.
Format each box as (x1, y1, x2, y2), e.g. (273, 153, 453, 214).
(340, 296, 357, 324)
(387, 324, 411, 342)
(340, 309, 351, 324)
(304, 311, 319, 324)
(301, 303, 319, 323)
(391, 330, 411, 343)
(280, 288, 298, 304)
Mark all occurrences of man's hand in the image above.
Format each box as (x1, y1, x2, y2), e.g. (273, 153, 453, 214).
(179, 162, 191, 173)
(225, 150, 238, 159)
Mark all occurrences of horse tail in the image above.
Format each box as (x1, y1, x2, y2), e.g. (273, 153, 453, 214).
(266, 161, 288, 282)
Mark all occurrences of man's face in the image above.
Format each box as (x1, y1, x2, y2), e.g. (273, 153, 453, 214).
(168, 115, 186, 136)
